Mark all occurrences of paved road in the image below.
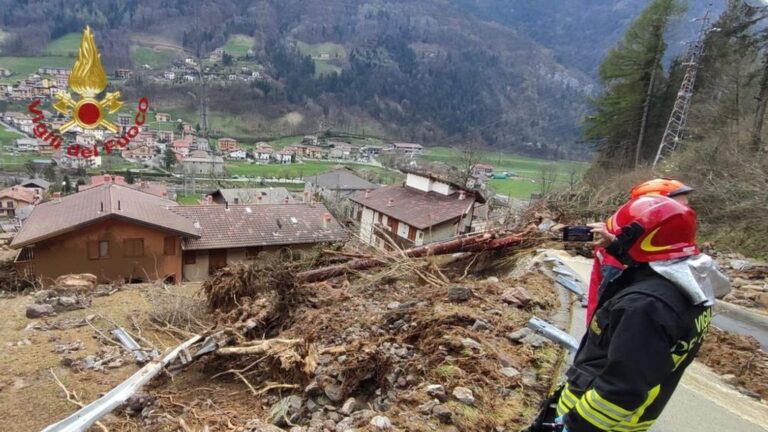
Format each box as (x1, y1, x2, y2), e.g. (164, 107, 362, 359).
(551, 252, 768, 432)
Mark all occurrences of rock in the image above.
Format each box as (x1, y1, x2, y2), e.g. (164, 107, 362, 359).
(738, 387, 761, 399)
(487, 309, 503, 316)
(485, 276, 500, 283)
(106, 358, 125, 369)
(370, 416, 393, 429)
(244, 419, 284, 432)
(500, 367, 521, 379)
(758, 293, 768, 307)
(432, 404, 453, 424)
(323, 420, 337, 430)
(26, 303, 55, 318)
(387, 301, 400, 309)
(126, 393, 155, 415)
(396, 377, 407, 387)
(471, 319, 493, 331)
(290, 427, 307, 432)
(419, 399, 440, 414)
(501, 289, 522, 306)
(269, 395, 303, 427)
(461, 338, 482, 350)
(305, 381, 322, 396)
(426, 384, 446, 400)
(730, 259, 752, 271)
(339, 397, 363, 415)
(52, 341, 84, 354)
(324, 383, 345, 402)
(506, 328, 532, 343)
(327, 412, 342, 422)
(452, 386, 475, 405)
(743, 284, 766, 292)
(447, 286, 472, 302)
(731, 278, 748, 288)
(522, 368, 538, 387)
(538, 218, 556, 232)
(306, 398, 321, 413)
(521, 333, 549, 348)
(54, 273, 97, 292)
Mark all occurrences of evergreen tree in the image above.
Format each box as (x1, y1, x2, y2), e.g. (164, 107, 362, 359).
(585, 0, 685, 169)
(163, 148, 177, 170)
(125, 170, 136, 184)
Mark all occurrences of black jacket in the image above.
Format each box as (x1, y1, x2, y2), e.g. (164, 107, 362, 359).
(558, 264, 712, 432)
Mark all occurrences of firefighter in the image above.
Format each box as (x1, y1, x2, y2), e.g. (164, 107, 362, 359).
(553, 195, 729, 432)
(584, 178, 694, 325)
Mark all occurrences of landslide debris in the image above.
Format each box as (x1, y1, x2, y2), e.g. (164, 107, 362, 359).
(699, 327, 768, 401)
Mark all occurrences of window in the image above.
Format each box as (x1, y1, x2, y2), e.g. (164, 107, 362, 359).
(164, 237, 176, 256)
(408, 226, 417, 241)
(6, 201, 13, 208)
(88, 240, 110, 259)
(183, 251, 196, 265)
(378, 213, 384, 224)
(246, 246, 262, 259)
(387, 218, 398, 234)
(123, 238, 144, 258)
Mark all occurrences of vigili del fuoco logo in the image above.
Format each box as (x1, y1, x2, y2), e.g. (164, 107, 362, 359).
(27, 26, 149, 159)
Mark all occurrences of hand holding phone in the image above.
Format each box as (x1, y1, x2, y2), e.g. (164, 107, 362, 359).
(562, 225, 594, 242)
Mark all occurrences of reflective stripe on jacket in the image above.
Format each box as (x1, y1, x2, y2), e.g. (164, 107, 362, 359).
(559, 264, 711, 432)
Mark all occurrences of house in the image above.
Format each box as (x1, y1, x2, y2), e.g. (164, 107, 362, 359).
(169, 203, 347, 281)
(305, 169, 378, 202)
(117, 113, 132, 132)
(163, 71, 176, 80)
(55, 152, 101, 169)
(15, 138, 40, 152)
(255, 143, 272, 161)
(156, 130, 175, 142)
(11, 183, 198, 284)
(209, 188, 295, 205)
(275, 150, 293, 164)
(20, 178, 51, 193)
(189, 149, 210, 159)
(78, 174, 170, 199)
(38, 67, 69, 75)
(472, 164, 494, 177)
(391, 142, 424, 155)
(228, 149, 247, 160)
(350, 171, 484, 249)
(218, 137, 237, 153)
(156, 113, 171, 122)
(0, 186, 42, 219)
(182, 155, 225, 175)
(360, 146, 384, 157)
(114, 69, 133, 79)
(123, 144, 153, 160)
(173, 135, 193, 157)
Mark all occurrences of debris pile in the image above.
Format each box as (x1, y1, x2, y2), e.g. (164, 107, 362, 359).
(698, 327, 768, 400)
(718, 254, 768, 311)
(96, 230, 565, 431)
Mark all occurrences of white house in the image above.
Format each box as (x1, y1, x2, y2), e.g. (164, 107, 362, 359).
(228, 149, 248, 160)
(15, 138, 40, 152)
(350, 170, 483, 249)
(274, 151, 293, 164)
(163, 71, 176, 80)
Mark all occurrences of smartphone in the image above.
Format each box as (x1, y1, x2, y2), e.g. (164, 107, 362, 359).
(562, 225, 594, 242)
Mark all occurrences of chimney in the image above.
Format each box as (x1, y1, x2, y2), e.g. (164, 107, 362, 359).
(303, 191, 309, 203)
(225, 201, 229, 210)
(103, 174, 111, 183)
(364, 189, 371, 198)
(205, 195, 213, 205)
(100, 201, 104, 212)
(140, 181, 147, 189)
(118, 200, 121, 211)
(284, 196, 289, 204)
(257, 195, 262, 203)
(459, 190, 466, 200)
(387, 198, 394, 207)
(11, 186, 16, 191)
(323, 212, 332, 229)
(53, 192, 61, 201)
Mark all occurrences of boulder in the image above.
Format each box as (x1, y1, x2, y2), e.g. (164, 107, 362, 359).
(26, 304, 55, 318)
(500, 367, 521, 379)
(54, 273, 97, 292)
(447, 286, 472, 302)
(269, 395, 303, 427)
(370, 416, 393, 429)
(506, 328, 532, 343)
(452, 386, 475, 405)
(432, 404, 453, 424)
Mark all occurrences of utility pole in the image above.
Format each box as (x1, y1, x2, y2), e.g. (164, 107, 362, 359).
(652, 9, 713, 169)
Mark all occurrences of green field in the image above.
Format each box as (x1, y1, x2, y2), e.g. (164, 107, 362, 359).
(0, 125, 33, 166)
(0, 56, 73, 83)
(44, 33, 81, 56)
(421, 147, 588, 199)
(226, 161, 389, 179)
(176, 193, 201, 205)
(222, 35, 255, 56)
(130, 45, 177, 70)
(297, 41, 346, 77)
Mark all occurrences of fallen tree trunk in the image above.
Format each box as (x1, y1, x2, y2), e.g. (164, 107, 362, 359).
(216, 339, 301, 356)
(298, 229, 532, 283)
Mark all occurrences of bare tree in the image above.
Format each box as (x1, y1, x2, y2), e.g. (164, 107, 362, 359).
(567, 168, 581, 191)
(455, 141, 486, 187)
(539, 164, 559, 196)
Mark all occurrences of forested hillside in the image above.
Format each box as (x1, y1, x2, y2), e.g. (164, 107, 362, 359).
(0, 0, 596, 158)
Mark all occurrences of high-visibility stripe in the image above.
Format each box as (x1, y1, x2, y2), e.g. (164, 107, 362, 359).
(587, 390, 633, 421)
(629, 385, 661, 424)
(613, 420, 656, 431)
(556, 384, 578, 416)
(575, 398, 616, 430)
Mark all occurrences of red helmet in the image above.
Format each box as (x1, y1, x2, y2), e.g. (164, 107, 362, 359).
(608, 195, 699, 262)
(630, 178, 693, 199)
